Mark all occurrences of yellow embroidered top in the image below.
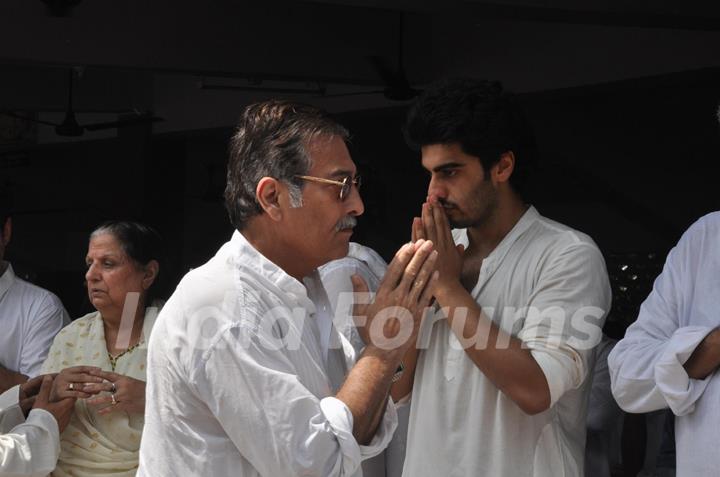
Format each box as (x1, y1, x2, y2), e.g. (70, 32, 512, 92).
(41, 304, 160, 477)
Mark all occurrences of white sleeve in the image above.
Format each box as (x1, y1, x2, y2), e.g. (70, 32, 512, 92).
(517, 243, 612, 406)
(0, 408, 60, 477)
(19, 293, 69, 378)
(608, 237, 712, 415)
(190, 324, 389, 477)
(0, 386, 24, 434)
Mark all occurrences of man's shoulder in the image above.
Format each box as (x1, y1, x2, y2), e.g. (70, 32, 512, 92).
(5, 274, 66, 316)
(530, 212, 599, 251)
(681, 210, 720, 243)
(164, 250, 286, 335)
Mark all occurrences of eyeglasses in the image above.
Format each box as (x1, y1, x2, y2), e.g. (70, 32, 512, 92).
(294, 174, 362, 201)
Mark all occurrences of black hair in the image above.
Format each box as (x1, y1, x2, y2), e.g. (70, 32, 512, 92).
(404, 78, 536, 195)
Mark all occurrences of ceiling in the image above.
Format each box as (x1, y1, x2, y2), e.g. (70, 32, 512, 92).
(2, 0, 720, 140)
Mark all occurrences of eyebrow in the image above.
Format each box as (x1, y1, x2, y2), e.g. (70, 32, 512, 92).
(86, 253, 120, 262)
(328, 169, 357, 179)
(427, 162, 465, 173)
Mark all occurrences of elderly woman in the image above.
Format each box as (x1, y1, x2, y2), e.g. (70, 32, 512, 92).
(41, 221, 163, 476)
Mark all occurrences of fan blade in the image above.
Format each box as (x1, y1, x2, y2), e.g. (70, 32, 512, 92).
(0, 112, 60, 127)
(84, 114, 163, 131)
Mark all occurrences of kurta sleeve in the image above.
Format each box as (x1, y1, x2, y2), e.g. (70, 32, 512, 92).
(19, 293, 69, 378)
(608, 231, 712, 416)
(0, 386, 24, 434)
(517, 243, 612, 406)
(190, 323, 396, 477)
(0, 408, 60, 477)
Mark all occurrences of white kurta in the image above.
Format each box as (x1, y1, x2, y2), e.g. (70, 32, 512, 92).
(403, 206, 611, 477)
(0, 384, 61, 477)
(139, 231, 397, 477)
(0, 262, 69, 378)
(320, 243, 410, 477)
(608, 211, 720, 476)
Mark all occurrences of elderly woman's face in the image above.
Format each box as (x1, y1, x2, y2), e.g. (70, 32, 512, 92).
(85, 233, 149, 317)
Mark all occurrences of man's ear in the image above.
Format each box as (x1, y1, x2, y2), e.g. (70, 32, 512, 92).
(255, 177, 284, 222)
(492, 151, 515, 185)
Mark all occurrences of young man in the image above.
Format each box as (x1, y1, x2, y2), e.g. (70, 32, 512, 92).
(0, 194, 69, 393)
(138, 101, 438, 476)
(399, 79, 612, 476)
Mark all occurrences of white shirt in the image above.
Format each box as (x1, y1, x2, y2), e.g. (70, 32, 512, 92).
(403, 206, 611, 477)
(0, 384, 61, 477)
(139, 231, 397, 477)
(320, 242, 388, 354)
(320, 244, 410, 477)
(0, 262, 69, 378)
(608, 211, 720, 476)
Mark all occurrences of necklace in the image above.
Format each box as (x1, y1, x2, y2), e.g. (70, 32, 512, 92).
(107, 341, 143, 372)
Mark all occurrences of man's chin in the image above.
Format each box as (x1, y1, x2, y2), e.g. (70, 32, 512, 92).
(447, 216, 469, 229)
(317, 241, 350, 268)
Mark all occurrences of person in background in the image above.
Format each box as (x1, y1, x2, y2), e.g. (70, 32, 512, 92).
(0, 191, 70, 393)
(42, 221, 163, 477)
(0, 374, 74, 477)
(319, 242, 410, 477)
(609, 210, 720, 475)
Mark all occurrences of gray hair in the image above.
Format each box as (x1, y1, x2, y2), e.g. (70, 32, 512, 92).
(89, 220, 164, 303)
(224, 100, 349, 230)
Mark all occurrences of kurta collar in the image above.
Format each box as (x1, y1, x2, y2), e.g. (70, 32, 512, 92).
(229, 231, 313, 306)
(454, 206, 540, 284)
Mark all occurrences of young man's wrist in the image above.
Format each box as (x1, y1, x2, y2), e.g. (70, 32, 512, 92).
(434, 279, 464, 306)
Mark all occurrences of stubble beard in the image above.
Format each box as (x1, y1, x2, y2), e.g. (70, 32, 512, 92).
(447, 182, 498, 230)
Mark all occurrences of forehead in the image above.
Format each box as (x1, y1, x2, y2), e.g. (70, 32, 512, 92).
(87, 233, 124, 256)
(420, 143, 479, 171)
(306, 135, 356, 177)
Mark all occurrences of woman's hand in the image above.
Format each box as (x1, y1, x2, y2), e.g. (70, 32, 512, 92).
(84, 370, 146, 416)
(51, 366, 104, 401)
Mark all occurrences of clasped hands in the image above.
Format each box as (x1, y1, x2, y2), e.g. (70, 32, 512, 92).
(19, 374, 74, 432)
(49, 366, 146, 415)
(350, 196, 465, 355)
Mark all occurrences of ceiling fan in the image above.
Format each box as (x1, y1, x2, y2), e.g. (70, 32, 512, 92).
(323, 12, 422, 101)
(1, 69, 162, 137)
(200, 13, 421, 102)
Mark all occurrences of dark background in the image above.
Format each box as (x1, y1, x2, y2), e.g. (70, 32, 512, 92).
(1, 0, 720, 319)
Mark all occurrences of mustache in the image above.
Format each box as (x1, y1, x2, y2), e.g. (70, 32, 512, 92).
(437, 198, 456, 209)
(335, 215, 357, 232)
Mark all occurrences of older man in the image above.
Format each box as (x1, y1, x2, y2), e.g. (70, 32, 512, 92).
(0, 193, 69, 393)
(138, 101, 438, 476)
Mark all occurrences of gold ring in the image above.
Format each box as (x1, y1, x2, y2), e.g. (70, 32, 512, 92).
(68, 383, 74, 391)
(111, 394, 117, 405)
